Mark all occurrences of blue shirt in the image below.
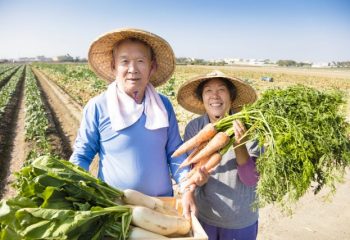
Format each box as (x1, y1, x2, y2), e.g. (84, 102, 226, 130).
(70, 91, 187, 196)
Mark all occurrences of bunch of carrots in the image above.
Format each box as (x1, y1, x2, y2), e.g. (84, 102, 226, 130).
(173, 120, 240, 189)
(173, 85, 350, 209)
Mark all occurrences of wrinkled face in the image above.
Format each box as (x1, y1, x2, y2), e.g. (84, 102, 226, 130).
(112, 40, 156, 103)
(202, 78, 232, 122)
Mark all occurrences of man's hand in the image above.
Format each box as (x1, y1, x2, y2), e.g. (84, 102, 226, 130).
(181, 184, 197, 219)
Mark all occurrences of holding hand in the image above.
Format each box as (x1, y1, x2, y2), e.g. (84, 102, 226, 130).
(233, 120, 248, 145)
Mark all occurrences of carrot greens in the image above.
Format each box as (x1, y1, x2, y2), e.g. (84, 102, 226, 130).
(182, 85, 350, 209)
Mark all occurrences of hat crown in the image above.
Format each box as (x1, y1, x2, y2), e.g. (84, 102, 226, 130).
(177, 71, 258, 114)
(88, 28, 175, 86)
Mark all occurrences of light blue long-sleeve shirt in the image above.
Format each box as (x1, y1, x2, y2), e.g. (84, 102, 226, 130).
(70, 91, 187, 196)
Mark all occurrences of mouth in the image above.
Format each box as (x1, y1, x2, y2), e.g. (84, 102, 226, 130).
(209, 103, 223, 107)
(127, 78, 141, 82)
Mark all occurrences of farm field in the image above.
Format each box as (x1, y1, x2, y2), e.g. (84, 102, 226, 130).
(0, 63, 349, 239)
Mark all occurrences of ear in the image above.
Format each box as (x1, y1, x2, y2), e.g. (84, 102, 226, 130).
(150, 60, 157, 76)
(111, 52, 117, 74)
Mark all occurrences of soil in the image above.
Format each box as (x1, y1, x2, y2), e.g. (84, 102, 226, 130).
(258, 170, 350, 239)
(1, 66, 349, 239)
(0, 68, 25, 199)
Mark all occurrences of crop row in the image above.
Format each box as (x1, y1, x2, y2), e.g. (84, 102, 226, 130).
(24, 66, 53, 160)
(0, 66, 21, 89)
(0, 66, 25, 119)
(0, 64, 17, 76)
(33, 63, 106, 105)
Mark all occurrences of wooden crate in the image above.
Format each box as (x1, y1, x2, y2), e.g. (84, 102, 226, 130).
(159, 197, 208, 240)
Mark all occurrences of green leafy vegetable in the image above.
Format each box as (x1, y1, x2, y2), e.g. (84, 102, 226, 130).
(0, 155, 131, 240)
(215, 85, 350, 208)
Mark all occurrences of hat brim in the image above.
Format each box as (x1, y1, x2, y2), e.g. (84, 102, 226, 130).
(177, 72, 257, 114)
(88, 28, 175, 87)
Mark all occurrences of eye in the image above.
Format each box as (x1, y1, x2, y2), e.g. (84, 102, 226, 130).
(118, 59, 128, 65)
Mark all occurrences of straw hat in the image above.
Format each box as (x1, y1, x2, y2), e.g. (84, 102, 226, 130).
(88, 28, 175, 87)
(177, 70, 257, 114)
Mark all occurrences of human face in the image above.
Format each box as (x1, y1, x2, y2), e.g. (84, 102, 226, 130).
(113, 40, 156, 103)
(201, 78, 232, 122)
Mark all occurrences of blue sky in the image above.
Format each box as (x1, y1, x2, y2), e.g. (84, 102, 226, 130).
(0, 0, 349, 62)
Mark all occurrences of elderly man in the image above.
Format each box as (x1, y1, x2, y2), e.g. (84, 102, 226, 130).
(70, 28, 196, 217)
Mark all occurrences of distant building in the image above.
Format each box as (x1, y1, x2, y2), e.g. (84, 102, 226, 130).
(311, 62, 332, 68)
(53, 54, 74, 62)
(223, 58, 270, 66)
(36, 55, 53, 62)
(18, 57, 37, 62)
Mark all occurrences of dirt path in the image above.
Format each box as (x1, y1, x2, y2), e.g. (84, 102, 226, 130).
(32, 68, 99, 176)
(257, 170, 350, 239)
(33, 68, 82, 147)
(0, 69, 24, 199)
(2, 79, 26, 199)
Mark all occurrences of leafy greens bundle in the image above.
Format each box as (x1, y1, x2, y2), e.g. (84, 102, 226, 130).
(215, 85, 350, 208)
(0, 156, 131, 240)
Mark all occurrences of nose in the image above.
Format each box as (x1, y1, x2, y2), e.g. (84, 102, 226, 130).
(211, 91, 220, 99)
(128, 61, 138, 74)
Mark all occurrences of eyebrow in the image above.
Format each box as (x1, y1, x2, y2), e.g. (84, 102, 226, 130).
(117, 55, 148, 60)
(204, 83, 226, 89)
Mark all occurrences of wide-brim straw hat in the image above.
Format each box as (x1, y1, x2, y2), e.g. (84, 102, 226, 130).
(88, 28, 175, 87)
(177, 70, 257, 114)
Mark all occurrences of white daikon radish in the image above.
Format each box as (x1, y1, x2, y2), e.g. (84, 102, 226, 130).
(123, 189, 178, 216)
(131, 206, 191, 236)
(128, 226, 169, 239)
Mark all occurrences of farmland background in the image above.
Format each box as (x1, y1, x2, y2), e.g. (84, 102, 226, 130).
(0, 63, 350, 239)
(33, 63, 350, 135)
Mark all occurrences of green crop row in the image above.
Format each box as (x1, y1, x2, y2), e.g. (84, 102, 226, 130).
(24, 66, 52, 160)
(0, 66, 24, 118)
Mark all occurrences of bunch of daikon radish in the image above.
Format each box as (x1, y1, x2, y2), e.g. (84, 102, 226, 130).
(123, 189, 191, 239)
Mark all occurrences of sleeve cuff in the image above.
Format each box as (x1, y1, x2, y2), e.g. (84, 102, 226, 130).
(237, 156, 259, 186)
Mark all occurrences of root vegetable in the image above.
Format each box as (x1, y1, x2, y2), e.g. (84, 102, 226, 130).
(172, 123, 217, 157)
(182, 153, 222, 189)
(128, 226, 169, 239)
(123, 189, 178, 216)
(178, 141, 208, 169)
(189, 131, 230, 164)
(131, 206, 191, 236)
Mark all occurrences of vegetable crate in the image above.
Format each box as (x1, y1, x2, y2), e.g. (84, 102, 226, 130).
(159, 197, 208, 240)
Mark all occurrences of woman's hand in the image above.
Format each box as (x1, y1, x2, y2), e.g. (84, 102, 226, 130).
(233, 119, 248, 145)
(232, 119, 250, 165)
(192, 166, 210, 186)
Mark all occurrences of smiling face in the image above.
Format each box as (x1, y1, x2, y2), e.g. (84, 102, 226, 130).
(112, 39, 156, 103)
(201, 78, 233, 122)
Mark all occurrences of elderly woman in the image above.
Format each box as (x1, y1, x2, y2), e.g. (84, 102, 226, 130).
(177, 70, 261, 240)
(70, 28, 196, 216)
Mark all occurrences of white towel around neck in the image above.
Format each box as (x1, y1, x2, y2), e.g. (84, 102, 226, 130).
(106, 81, 169, 131)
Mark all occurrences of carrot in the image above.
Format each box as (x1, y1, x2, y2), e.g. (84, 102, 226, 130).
(171, 123, 217, 157)
(203, 152, 222, 172)
(182, 156, 210, 181)
(178, 141, 208, 169)
(182, 153, 223, 189)
(189, 131, 230, 164)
